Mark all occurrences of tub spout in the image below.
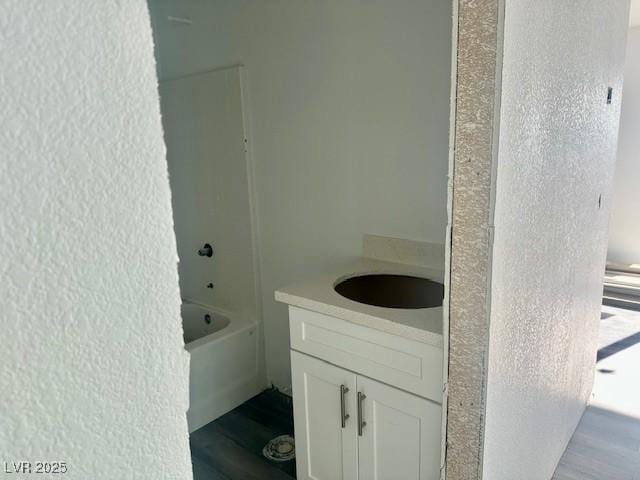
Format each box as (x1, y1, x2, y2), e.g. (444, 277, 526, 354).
(198, 243, 213, 257)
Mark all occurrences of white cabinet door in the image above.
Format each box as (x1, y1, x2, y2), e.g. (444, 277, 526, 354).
(357, 376, 441, 480)
(291, 351, 358, 480)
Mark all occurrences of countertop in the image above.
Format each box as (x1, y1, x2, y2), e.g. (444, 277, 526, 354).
(275, 257, 444, 347)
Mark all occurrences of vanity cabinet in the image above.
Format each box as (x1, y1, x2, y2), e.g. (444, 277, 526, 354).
(357, 375, 441, 480)
(291, 351, 358, 480)
(291, 351, 441, 480)
(289, 303, 443, 480)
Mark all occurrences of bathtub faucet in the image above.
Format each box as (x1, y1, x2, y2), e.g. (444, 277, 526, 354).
(198, 243, 213, 258)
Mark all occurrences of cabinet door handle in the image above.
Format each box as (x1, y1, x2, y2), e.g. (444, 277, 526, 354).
(357, 392, 367, 436)
(340, 385, 350, 428)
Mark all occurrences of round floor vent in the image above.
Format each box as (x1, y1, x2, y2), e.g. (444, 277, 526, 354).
(263, 434, 295, 462)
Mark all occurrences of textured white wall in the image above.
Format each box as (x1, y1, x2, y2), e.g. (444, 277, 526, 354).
(482, 1, 630, 479)
(0, 2, 193, 479)
(607, 27, 640, 265)
(149, 0, 452, 389)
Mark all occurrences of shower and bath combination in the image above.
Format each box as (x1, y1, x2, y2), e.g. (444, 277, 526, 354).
(159, 65, 264, 432)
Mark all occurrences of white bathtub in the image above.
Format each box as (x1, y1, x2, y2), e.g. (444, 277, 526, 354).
(182, 302, 262, 432)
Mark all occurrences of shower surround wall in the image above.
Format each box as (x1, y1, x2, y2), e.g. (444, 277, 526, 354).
(159, 65, 266, 429)
(447, 0, 630, 479)
(150, 0, 452, 389)
(0, 1, 192, 478)
(159, 66, 261, 326)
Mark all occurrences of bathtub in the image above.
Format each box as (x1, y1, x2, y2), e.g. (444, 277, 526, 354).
(182, 302, 262, 432)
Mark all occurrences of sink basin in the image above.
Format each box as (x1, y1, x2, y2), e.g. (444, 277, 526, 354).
(334, 274, 444, 309)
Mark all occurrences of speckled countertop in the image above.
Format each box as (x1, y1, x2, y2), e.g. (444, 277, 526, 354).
(275, 257, 444, 347)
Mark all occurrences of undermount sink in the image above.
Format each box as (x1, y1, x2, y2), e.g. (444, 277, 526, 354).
(334, 274, 444, 309)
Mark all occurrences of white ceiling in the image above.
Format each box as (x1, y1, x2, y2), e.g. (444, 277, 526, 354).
(631, 0, 640, 27)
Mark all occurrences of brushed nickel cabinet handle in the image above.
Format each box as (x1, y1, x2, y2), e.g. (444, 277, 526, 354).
(340, 385, 350, 428)
(357, 392, 367, 436)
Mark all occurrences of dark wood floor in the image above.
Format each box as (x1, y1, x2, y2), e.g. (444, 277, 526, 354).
(190, 389, 297, 480)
